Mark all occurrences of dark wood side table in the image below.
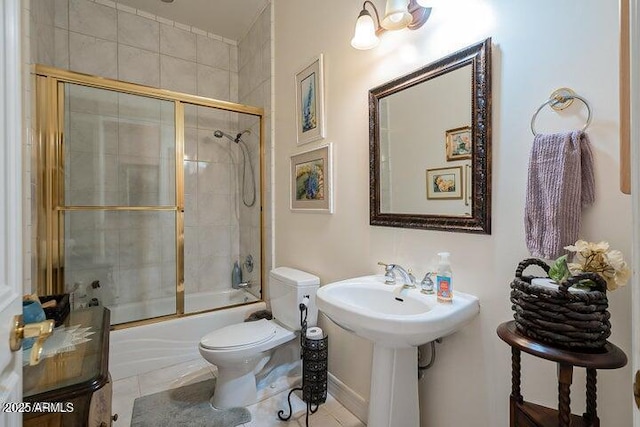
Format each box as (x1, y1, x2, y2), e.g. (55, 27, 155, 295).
(23, 307, 115, 427)
(497, 321, 627, 427)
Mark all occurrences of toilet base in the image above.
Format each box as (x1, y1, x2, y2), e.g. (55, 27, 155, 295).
(209, 342, 301, 409)
(211, 368, 258, 409)
(199, 319, 298, 409)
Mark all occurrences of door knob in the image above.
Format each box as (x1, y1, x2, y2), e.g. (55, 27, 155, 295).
(9, 315, 54, 366)
(634, 370, 640, 409)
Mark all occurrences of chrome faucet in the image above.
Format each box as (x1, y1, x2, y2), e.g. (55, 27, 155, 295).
(378, 262, 417, 288)
(236, 280, 251, 289)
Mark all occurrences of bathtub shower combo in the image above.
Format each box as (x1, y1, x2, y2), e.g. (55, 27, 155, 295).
(34, 66, 266, 335)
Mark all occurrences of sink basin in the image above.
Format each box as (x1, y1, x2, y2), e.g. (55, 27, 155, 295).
(316, 275, 480, 427)
(316, 275, 479, 348)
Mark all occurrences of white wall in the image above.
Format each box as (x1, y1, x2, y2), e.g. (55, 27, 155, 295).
(274, 1, 632, 426)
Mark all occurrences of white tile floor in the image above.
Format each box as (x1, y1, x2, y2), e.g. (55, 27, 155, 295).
(112, 358, 365, 427)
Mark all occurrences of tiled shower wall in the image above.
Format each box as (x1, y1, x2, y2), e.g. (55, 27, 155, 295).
(31, 0, 240, 96)
(238, 3, 272, 298)
(28, 0, 272, 308)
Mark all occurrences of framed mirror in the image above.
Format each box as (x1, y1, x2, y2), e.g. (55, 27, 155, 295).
(369, 38, 492, 234)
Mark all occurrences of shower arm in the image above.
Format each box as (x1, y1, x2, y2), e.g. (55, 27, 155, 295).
(235, 129, 251, 143)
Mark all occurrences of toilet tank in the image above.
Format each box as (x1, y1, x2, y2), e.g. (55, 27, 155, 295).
(269, 267, 320, 330)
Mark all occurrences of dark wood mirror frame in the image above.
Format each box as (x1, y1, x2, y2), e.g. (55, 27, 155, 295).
(369, 38, 492, 234)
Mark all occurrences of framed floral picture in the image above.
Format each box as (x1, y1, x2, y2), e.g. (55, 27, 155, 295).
(295, 55, 325, 145)
(290, 144, 333, 213)
(445, 126, 472, 161)
(426, 166, 463, 200)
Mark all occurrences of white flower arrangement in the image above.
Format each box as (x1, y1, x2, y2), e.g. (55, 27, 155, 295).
(548, 240, 630, 291)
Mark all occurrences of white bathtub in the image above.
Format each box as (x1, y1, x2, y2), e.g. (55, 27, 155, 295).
(109, 291, 266, 381)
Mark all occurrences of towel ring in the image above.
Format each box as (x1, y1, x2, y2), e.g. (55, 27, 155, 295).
(530, 88, 592, 136)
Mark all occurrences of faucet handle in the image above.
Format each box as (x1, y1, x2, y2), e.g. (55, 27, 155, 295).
(378, 261, 395, 274)
(378, 262, 396, 285)
(420, 272, 435, 294)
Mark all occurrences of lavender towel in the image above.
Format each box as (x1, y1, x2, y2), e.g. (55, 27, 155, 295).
(525, 130, 595, 259)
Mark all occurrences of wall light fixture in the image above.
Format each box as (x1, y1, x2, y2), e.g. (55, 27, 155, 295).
(351, 0, 432, 50)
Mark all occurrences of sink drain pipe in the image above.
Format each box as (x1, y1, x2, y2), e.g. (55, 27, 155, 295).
(418, 338, 441, 379)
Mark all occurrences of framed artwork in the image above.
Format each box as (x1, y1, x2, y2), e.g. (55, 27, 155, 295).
(445, 126, 472, 161)
(295, 55, 325, 145)
(290, 143, 333, 213)
(426, 166, 463, 200)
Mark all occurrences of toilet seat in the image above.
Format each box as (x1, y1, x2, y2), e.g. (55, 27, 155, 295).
(200, 319, 277, 350)
(199, 319, 296, 363)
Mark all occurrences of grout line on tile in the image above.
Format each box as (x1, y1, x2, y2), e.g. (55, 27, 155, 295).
(95, 0, 116, 8)
(115, 3, 136, 13)
(92, 0, 240, 44)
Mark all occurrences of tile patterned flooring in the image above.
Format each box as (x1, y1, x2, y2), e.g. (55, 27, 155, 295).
(112, 358, 365, 427)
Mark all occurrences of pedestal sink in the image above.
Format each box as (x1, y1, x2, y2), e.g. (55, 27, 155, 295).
(316, 275, 479, 427)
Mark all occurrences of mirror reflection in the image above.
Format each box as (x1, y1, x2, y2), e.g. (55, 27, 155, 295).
(379, 64, 472, 216)
(369, 38, 491, 234)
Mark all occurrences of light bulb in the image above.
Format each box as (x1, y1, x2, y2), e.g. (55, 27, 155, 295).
(381, 0, 412, 30)
(389, 12, 404, 23)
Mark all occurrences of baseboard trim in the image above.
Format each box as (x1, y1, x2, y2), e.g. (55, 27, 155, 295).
(327, 372, 368, 424)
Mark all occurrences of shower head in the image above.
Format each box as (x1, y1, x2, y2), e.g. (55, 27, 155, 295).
(213, 129, 251, 144)
(213, 129, 234, 141)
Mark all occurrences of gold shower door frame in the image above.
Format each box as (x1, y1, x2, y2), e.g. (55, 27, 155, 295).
(34, 65, 265, 329)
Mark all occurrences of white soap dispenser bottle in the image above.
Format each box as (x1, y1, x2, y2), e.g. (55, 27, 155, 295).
(436, 252, 453, 303)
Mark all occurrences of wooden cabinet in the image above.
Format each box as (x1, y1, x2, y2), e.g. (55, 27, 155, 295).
(497, 321, 627, 427)
(23, 307, 115, 427)
(88, 377, 113, 426)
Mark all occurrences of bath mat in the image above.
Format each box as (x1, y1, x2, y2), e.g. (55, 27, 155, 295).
(131, 379, 251, 427)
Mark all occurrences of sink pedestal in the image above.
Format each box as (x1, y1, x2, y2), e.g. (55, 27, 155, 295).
(368, 345, 419, 427)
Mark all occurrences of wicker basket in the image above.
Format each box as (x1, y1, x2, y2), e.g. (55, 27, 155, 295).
(510, 258, 611, 350)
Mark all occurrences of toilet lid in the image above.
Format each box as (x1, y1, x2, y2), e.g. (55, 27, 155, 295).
(200, 319, 277, 350)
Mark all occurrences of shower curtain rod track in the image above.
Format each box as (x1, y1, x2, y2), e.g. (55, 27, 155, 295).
(34, 64, 265, 116)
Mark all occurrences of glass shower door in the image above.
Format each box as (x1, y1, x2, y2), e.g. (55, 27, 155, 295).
(61, 83, 179, 324)
(182, 105, 261, 313)
(36, 66, 265, 328)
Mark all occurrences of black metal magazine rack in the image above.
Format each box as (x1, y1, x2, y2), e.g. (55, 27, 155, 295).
(277, 298, 328, 426)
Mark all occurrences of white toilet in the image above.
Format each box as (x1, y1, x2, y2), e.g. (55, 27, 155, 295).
(198, 267, 320, 409)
